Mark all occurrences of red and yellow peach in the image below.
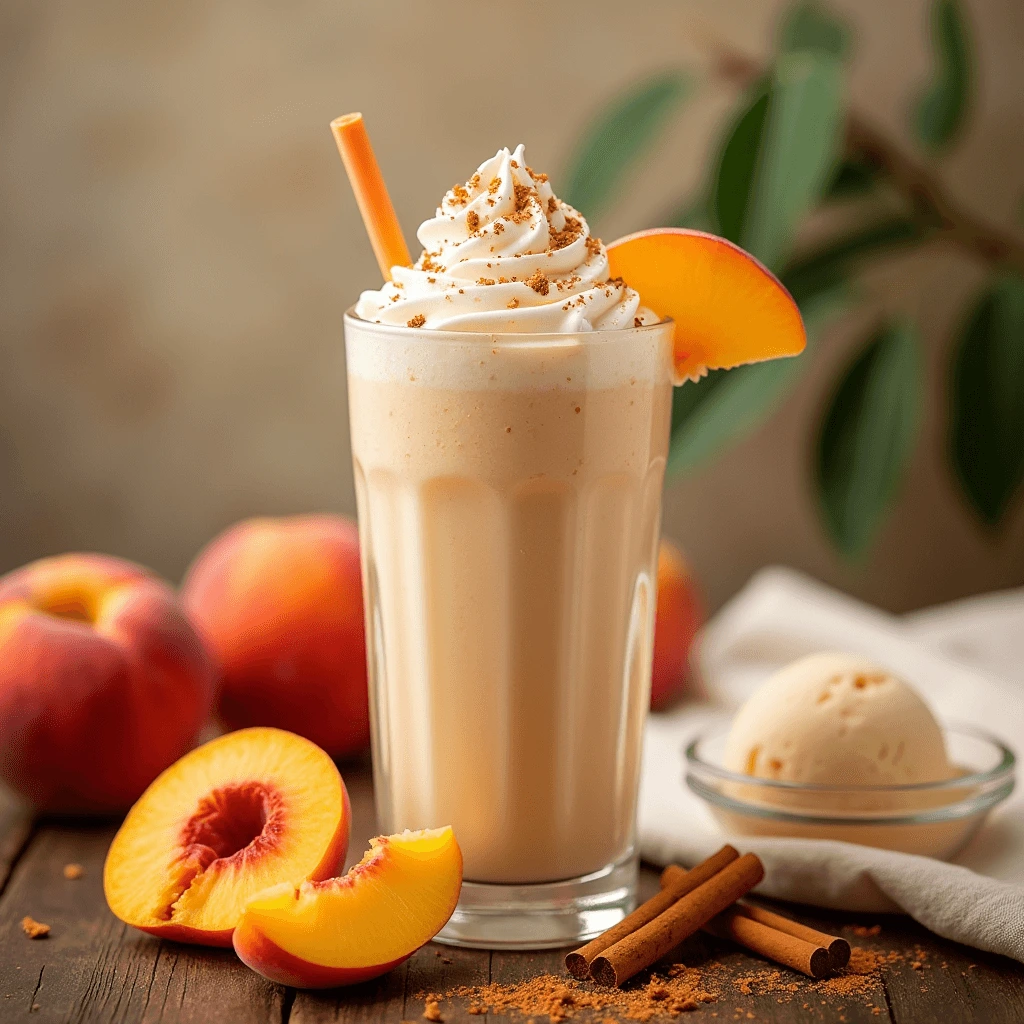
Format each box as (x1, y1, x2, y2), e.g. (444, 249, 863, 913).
(181, 515, 369, 758)
(0, 553, 216, 812)
(651, 539, 704, 710)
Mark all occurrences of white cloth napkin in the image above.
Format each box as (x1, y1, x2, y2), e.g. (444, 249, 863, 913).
(638, 567, 1024, 963)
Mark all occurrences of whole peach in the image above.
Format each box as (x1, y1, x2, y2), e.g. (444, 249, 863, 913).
(0, 553, 217, 812)
(181, 515, 369, 758)
(651, 539, 704, 710)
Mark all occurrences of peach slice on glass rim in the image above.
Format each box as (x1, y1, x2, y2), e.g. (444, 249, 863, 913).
(608, 228, 806, 385)
(233, 827, 463, 988)
(103, 727, 350, 947)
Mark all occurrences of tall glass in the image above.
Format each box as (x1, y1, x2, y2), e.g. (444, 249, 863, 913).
(344, 312, 674, 948)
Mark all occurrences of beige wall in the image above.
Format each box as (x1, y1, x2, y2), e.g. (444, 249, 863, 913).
(1, 0, 1022, 611)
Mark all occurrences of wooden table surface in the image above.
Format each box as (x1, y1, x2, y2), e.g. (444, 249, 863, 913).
(1, 763, 1022, 1024)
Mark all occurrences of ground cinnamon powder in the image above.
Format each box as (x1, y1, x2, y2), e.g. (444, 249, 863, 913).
(422, 935, 926, 1019)
(430, 969, 717, 1021)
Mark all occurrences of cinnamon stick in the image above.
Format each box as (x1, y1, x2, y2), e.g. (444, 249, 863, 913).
(660, 863, 850, 971)
(565, 845, 739, 979)
(590, 853, 764, 987)
(704, 907, 832, 979)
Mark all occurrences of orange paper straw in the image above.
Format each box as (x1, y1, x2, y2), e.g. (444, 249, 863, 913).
(330, 112, 412, 282)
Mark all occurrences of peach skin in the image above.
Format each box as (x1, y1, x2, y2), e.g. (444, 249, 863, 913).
(651, 539, 704, 710)
(0, 553, 216, 813)
(181, 514, 369, 758)
(233, 827, 463, 987)
(104, 727, 350, 947)
(607, 228, 806, 385)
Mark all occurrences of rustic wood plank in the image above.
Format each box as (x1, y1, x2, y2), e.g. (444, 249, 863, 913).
(859, 912, 1024, 1024)
(0, 787, 33, 894)
(0, 766, 1022, 1023)
(0, 823, 286, 1023)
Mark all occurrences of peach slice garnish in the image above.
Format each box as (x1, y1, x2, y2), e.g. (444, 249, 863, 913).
(103, 727, 350, 947)
(608, 228, 806, 385)
(233, 827, 463, 988)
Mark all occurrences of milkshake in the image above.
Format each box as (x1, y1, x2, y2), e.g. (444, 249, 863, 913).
(345, 145, 673, 945)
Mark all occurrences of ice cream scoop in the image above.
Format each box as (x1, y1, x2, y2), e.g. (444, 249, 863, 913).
(724, 652, 954, 787)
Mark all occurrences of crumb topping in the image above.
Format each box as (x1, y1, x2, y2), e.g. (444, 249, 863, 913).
(22, 916, 50, 939)
(549, 215, 583, 251)
(357, 145, 644, 331)
(526, 271, 550, 295)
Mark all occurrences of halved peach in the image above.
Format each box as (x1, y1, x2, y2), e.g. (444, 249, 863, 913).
(104, 727, 350, 947)
(233, 827, 463, 988)
(608, 228, 806, 384)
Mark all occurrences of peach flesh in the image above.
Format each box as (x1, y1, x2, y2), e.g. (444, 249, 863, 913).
(607, 227, 806, 384)
(177, 783, 286, 876)
(103, 727, 350, 947)
(233, 828, 463, 988)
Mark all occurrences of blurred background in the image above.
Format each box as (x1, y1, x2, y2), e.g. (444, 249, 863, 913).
(1, 0, 1022, 614)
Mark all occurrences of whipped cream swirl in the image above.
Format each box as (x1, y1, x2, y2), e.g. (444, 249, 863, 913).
(354, 145, 654, 333)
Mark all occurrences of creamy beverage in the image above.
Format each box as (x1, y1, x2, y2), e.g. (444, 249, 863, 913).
(345, 145, 672, 939)
(332, 109, 806, 945)
(347, 324, 671, 883)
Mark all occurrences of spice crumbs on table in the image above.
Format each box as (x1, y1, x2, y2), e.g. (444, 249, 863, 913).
(21, 916, 49, 939)
(63, 863, 84, 879)
(423, 1000, 444, 1022)
(421, 941, 933, 1020)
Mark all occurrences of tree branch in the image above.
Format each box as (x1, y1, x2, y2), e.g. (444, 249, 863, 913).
(708, 44, 1024, 278)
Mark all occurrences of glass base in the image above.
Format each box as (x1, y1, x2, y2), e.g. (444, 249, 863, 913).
(434, 852, 638, 950)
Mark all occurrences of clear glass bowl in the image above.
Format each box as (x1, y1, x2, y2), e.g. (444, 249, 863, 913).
(685, 726, 1015, 859)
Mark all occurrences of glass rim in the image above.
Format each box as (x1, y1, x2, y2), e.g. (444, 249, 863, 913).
(343, 307, 674, 343)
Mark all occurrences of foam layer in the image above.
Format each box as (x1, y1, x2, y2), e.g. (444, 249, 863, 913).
(344, 316, 674, 392)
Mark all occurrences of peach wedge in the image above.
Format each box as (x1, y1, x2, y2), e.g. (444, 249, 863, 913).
(608, 228, 806, 385)
(233, 827, 463, 988)
(104, 728, 350, 946)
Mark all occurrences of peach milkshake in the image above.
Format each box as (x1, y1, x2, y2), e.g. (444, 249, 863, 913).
(346, 145, 672, 946)
(333, 113, 806, 947)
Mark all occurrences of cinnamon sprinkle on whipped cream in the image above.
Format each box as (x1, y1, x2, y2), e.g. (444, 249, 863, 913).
(355, 145, 655, 332)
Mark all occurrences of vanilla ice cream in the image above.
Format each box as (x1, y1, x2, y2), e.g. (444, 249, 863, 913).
(724, 652, 954, 788)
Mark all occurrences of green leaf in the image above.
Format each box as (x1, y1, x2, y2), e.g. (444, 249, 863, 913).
(562, 72, 689, 221)
(782, 216, 922, 303)
(824, 154, 879, 200)
(712, 57, 845, 269)
(779, 0, 852, 58)
(666, 286, 848, 476)
(815, 320, 922, 557)
(950, 275, 1024, 525)
(714, 84, 770, 245)
(913, 0, 972, 152)
(741, 51, 845, 270)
